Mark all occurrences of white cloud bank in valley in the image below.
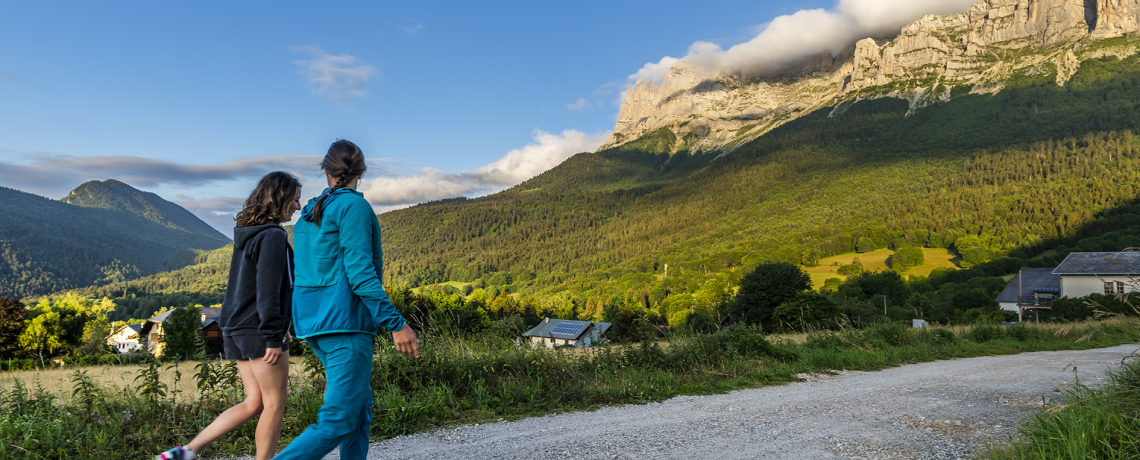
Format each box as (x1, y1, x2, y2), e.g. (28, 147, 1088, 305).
(630, 0, 979, 83)
(359, 129, 609, 206)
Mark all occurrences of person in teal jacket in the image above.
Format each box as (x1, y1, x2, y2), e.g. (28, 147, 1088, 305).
(274, 139, 419, 460)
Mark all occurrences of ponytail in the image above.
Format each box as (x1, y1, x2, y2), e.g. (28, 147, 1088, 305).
(311, 139, 366, 226)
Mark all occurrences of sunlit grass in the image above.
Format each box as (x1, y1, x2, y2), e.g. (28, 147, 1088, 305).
(806, 247, 960, 288)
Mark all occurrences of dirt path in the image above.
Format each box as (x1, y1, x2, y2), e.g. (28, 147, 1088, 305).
(272, 344, 1140, 459)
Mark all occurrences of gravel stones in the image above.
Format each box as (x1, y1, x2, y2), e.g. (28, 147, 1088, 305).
(241, 344, 1138, 460)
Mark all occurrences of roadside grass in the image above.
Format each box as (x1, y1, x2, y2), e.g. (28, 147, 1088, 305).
(0, 357, 306, 405)
(987, 344, 1140, 458)
(807, 248, 958, 288)
(2, 318, 1137, 460)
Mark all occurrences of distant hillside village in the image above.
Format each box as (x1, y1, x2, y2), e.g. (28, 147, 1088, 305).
(91, 251, 1137, 360)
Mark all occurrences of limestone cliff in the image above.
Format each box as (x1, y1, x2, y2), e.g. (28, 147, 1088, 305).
(604, 0, 1140, 153)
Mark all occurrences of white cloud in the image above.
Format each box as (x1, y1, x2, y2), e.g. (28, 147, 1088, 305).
(630, 0, 978, 83)
(566, 98, 592, 110)
(172, 194, 247, 233)
(0, 153, 331, 190)
(359, 129, 610, 207)
(399, 24, 424, 34)
(292, 46, 379, 103)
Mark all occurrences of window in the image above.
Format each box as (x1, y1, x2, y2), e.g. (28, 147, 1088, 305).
(1117, 281, 1126, 294)
(1106, 282, 1115, 295)
(206, 331, 220, 338)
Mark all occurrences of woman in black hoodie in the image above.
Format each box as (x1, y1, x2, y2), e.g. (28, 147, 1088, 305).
(158, 171, 301, 460)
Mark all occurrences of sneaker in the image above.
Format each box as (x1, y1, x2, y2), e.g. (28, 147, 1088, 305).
(156, 446, 197, 460)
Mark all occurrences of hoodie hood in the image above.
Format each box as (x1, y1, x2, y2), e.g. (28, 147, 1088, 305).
(233, 223, 284, 251)
(300, 187, 363, 222)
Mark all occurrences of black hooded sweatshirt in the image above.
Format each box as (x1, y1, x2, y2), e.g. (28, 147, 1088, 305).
(220, 223, 293, 348)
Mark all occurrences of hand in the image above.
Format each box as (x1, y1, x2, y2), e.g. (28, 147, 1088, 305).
(264, 346, 284, 365)
(285, 333, 293, 344)
(392, 326, 419, 359)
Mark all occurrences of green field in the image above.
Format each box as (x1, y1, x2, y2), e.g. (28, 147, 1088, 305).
(806, 248, 960, 289)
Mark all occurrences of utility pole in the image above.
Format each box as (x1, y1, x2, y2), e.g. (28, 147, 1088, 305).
(1019, 270, 1025, 323)
(883, 295, 887, 316)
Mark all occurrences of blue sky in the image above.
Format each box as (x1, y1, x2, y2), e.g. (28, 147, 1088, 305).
(2, 0, 971, 235)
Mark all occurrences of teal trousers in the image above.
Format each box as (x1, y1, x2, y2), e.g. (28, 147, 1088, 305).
(274, 333, 373, 460)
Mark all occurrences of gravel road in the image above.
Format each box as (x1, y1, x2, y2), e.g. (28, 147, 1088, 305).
(272, 344, 1140, 460)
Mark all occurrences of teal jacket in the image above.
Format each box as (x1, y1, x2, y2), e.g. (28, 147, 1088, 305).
(291, 187, 407, 338)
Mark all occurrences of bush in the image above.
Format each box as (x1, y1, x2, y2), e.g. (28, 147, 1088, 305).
(862, 321, 913, 347)
(1005, 325, 1043, 342)
(771, 291, 844, 332)
(918, 327, 956, 345)
(714, 326, 799, 363)
(804, 330, 859, 351)
(966, 323, 1006, 342)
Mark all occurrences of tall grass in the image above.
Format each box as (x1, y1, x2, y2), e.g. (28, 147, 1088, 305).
(988, 347, 1140, 458)
(1, 318, 1138, 459)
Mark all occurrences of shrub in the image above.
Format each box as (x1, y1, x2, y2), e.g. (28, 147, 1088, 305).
(1005, 325, 1042, 342)
(918, 327, 956, 345)
(862, 321, 913, 347)
(966, 323, 1005, 342)
(714, 326, 799, 363)
(804, 330, 857, 351)
(771, 291, 844, 332)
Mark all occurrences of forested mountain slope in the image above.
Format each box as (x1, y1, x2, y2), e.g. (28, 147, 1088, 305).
(0, 183, 230, 300)
(62, 179, 228, 242)
(57, 244, 232, 321)
(377, 49, 1140, 303)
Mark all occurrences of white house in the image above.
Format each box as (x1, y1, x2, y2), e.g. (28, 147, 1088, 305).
(522, 318, 611, 348)
(106, 323, 143, 354)
(138, 306, 222, 356)
(995, 268, 1061, 312)
(1053, 252, 1140, 298)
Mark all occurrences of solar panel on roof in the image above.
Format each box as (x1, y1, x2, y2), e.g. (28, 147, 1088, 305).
(550, 322, 586, 336)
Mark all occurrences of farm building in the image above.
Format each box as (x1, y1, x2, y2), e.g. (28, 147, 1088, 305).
(138, 306, 222, 357)
(522, 318, 610, 348)
(1053, 252, 1140, 298)
(995, 268, 1060, 312)
(106, 323, 143, 354)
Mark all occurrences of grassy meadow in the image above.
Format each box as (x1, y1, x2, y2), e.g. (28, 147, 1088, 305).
(2, 318, 1138, 459)
(0, 357, 307, 406)
(806, 247, 959, 289)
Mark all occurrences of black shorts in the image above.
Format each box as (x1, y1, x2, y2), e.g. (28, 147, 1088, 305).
(223, 335, 289, 360)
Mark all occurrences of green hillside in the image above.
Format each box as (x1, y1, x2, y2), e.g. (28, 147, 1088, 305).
(377, 51, 1140, 304)
(0, 183, 230, 300)
(61, 179, 228, 241)
(57, 244, 232, 321)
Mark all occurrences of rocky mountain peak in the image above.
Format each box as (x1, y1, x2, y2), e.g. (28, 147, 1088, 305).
(603, 0, 1140, 154)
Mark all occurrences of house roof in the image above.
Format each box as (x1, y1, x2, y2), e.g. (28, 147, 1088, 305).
(995, 268, 1061, 302)
(522, 318, 611, 341)
(200, 306, 221, 320)
(141, 306, 221, 335)
(1053, 252, 1140, 276)
(109, 323, 143, 339)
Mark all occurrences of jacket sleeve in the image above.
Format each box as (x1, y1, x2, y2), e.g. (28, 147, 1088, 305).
(254, 230, 289, 348)
(338, 198, 408, 332)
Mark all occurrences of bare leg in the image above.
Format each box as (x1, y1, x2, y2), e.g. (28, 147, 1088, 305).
(186, 360, 264, 454)
(250, 351, 289, 460)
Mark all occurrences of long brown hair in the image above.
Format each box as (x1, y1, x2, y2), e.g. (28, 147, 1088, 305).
(234, 171, 302, 227)
(310, 139, 366, 226)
